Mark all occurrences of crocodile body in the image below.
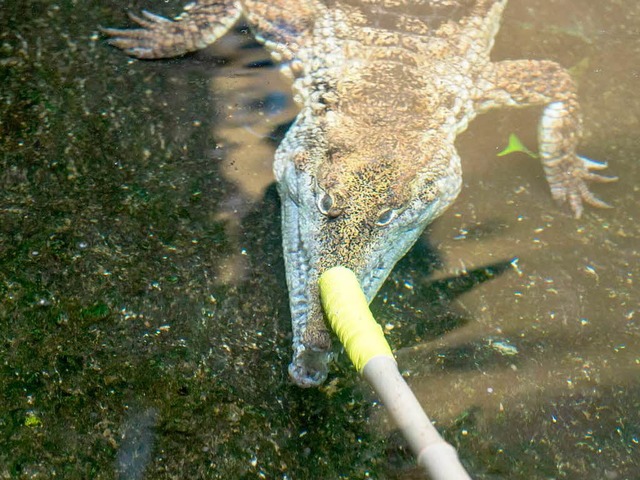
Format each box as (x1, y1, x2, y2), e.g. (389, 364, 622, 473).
(104, 0, 613, 387)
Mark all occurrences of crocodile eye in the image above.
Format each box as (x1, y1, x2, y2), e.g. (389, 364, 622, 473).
(375, 208, 396, 226)
(317, 192, 342, 218)
(318, 192, 333, 214)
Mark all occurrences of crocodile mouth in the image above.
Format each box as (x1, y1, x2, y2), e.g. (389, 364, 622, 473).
(277, 146, 461, 387)
(284, 244, 405, 386)
(280, 193, 333, 387)
(280, 195, 406, 387)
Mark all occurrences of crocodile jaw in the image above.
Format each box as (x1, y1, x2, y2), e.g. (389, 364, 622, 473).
(276, 152, 461, 387)
(279, 190, 331, 387)
(280, 192, 431, 387)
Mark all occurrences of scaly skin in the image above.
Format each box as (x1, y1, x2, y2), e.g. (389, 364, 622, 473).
(103, 0, 615, 387)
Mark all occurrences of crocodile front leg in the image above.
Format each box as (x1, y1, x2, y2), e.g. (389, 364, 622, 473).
(476, 59, 616, 218)
(101, 0, 242, 59)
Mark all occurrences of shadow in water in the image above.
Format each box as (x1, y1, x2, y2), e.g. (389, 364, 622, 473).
(378, 233, 516, 352)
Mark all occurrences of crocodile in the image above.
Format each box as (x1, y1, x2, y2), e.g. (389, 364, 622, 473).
(103, 0, 614, 387)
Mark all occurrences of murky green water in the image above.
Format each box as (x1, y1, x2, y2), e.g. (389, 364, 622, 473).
(1, 1, 638, 478)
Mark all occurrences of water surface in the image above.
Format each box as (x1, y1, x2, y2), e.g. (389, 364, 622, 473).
(1, 1, 638, 478)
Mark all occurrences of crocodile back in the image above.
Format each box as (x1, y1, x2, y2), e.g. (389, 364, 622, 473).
(332, 0, 503, 35)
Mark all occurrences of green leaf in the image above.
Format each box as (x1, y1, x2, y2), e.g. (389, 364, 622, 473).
(497, 133, 538, 159)
(25, 412, 42, 427)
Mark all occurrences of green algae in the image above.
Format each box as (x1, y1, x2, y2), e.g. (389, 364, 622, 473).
(1, 1, 639, 479)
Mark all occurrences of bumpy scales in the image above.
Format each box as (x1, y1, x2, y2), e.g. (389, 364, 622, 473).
(104, 0, 614, 387)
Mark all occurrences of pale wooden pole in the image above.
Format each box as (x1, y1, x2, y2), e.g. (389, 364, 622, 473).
(319, 266, 471, 480)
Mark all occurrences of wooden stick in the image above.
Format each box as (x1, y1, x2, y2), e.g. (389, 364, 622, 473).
(319, 266, 471, 480)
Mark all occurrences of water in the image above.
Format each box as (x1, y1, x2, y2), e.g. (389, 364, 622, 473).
(1, 1, 638, 478)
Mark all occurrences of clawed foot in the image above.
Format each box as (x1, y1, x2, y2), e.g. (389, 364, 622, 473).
(101, 10, 186, 59)
(547, 155, 617, 218)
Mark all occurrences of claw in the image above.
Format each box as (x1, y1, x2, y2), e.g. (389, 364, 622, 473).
(141, 10, 171, 23)
(565, 178, 614, 218)
(582, 172, 618, 183)
(578, 155, 608, 170)
(101, 25, 152, 40)
(546, 154, 615, 218)
(100, 20, 160, 59)
(568, 192, 584, 219)
(584, 196, 613, 210)
(128, 12, 157, 29)
(99, 26, 126, 37)
(102, 35, 155, 58)
(580, 182, 613, 210)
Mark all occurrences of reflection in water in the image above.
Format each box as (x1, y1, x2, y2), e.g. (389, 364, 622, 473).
(115, 408, 158, 480)
(203, 32, 297, 285)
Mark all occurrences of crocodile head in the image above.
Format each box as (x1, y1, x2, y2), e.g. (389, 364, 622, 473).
(274, 109, 462, 387)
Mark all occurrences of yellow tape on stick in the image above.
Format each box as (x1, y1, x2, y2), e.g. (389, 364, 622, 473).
(320, 267, 472, 479)
(319, 266, 394, 372)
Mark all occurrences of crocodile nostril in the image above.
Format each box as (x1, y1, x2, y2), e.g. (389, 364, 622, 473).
(288, 348, 331, 387)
